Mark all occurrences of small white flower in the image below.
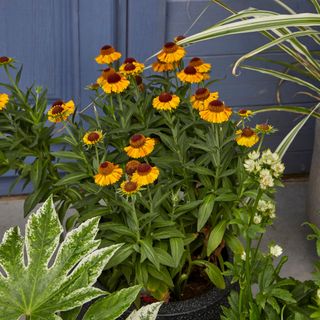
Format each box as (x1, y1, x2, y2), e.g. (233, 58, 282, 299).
(261, 149, 279, 165)
(257, 200, 268, 212)
(253, 214, 262, 224)
(244, 159, 256, 173)
(248, 151, 260, 160)
(259, 169, 274, 189)
(241, 251, 246, 261)
(269, 212, 276, 219)
(271, 162, 285, 177)
(270, 244, 283, 257)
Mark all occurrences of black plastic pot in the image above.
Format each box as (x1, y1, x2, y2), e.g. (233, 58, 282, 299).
(150, 278, 237, 320)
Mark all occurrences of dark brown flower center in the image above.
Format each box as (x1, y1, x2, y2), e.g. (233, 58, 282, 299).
(159, 92, 173, 103)
(163, 42, 178, 53)
(87, 132, 100, 141)
(189, 57, 203, 67)
(208, 100, 224, 113)
(130, 134, 146, 148)
(107, 73, 121, 84)
(126, 160, 141, 175)
(239, 109, 248, 115)
(258, 123, 270, 131)
(184, 66, 197, 75)
(51, 105, 64, 115)
(102, 67, 115, 79)
(0, 56, 10, 63)
(137, 163, 152, 175)
(242, 127, 254, 137)
(124, 57, 136, 63)
(195, 88, 210, 101)
(123, 181, 138, 192)
(99, 161, 115, 175)
(124, 63, 136, 71)
(135, 76, 143, 85)
(175, 35, 186, 42)
(100, 45, 115, 55)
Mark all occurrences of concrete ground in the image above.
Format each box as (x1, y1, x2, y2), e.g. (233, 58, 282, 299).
(0, 180, 318, 281)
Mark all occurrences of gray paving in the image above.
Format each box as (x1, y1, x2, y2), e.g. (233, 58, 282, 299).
(0, 180, 318, 281)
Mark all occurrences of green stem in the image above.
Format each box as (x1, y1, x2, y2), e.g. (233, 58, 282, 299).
(109, 95, 117, 121)
(130, 197, 140, 241)
(116, 94, 126, 128)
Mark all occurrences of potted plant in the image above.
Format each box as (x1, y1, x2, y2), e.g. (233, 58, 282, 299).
(0, 1, 319, 318)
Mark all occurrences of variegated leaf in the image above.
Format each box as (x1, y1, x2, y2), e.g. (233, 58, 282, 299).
(126, 302, 163, 320)
(0, 195, 121, 319)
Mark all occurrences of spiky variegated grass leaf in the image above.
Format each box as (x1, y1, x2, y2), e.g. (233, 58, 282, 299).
(0, 196, 122, 319)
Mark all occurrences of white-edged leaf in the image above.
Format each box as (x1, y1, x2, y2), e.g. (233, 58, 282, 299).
(126, 302, 163, 320)
(276, 103, 320, 159)
(0, 196, 122, 318)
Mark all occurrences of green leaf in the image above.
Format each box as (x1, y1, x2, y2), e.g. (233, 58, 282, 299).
(170, 238, 185, 268)
(140, 240, 160, 270)
(30, 158, 43, 189)
(83, 285, 142, 320)
(197, 194, 215, 231)
(207, 220, 227, 256)
(225, 233, 244, 254)
(51, 151, 85, 161)
(276, 103, 320, 159)
(0, 196, 121, 318)
(55, 172, 90, 186)
(178, 14, 320, 45)
(193, 260, 225, 289)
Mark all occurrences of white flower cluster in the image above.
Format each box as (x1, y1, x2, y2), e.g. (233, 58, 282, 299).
(244, 149, 285, 190)
(257, 199, 276, 219)
(270, 244, 283, 257)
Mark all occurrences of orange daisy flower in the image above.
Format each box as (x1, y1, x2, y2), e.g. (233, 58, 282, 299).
(0, 93, 9, 111)
(177, 66, 203, 83)
(256, 123, 274, 134)
(238, 109, 253, 118)
(124, 134, 155, 158)
(199, 100, 232, 123)
(101, 72, 130, 94)
(189, 57, 211, 73)
(157, 42, 185, 63)
(152, 92, 180, 111)
(119, 180, 141, 196)
(96, 67, 116, 86)
(152, 58, 176, 72)
(125, 160, 141, 175)
(95, 45, 121, 64)
(119, 57, 144, 76)
(236, 128, 259, 147)
(190, 88, 219, 111)
(94, 161, 123, 186)
(0, 56, 14, 66)
(131, 163, 160, 186)
(83, 130, 103, 145)
(47, 100, 75, 123)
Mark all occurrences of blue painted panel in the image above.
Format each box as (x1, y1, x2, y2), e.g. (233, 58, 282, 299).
(202, 53, 318, 107)
(78, 0, 120, 105)
(0, 0, 79, 100)
(127, 0, 167, 61)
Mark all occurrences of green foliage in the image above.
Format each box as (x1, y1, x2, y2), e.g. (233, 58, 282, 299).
(0, 196, 121, 319)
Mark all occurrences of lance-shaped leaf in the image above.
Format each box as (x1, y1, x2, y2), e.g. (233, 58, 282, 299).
(0, 195, 121, 319)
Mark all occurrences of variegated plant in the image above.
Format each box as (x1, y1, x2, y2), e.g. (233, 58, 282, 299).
(0, 196, 162, 320)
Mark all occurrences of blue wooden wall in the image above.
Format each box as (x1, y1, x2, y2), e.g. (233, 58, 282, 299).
(0, 0, 317, 195)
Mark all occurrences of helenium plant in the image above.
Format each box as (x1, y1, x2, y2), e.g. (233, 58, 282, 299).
(0, 196, 162, 320)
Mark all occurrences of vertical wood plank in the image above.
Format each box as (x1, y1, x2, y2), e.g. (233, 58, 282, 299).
(127, 0, 167, 60)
